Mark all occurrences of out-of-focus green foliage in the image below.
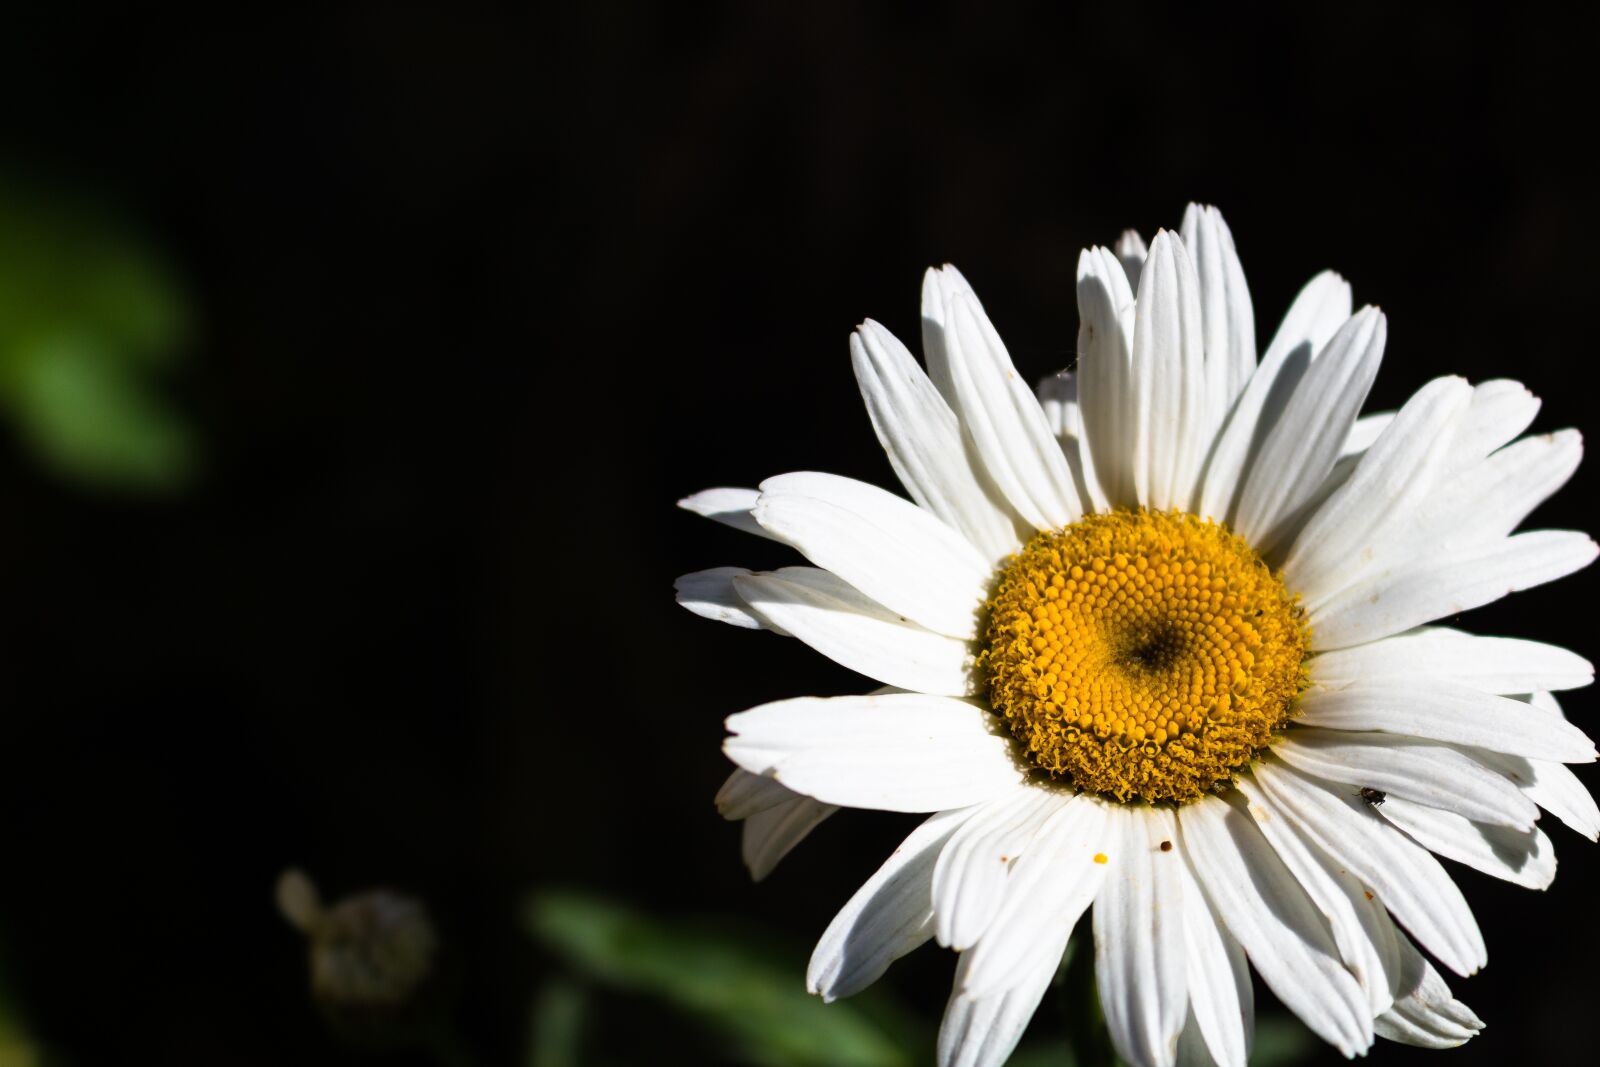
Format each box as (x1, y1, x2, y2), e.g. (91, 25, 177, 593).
(0, 176, 195, 491)
(1246, 1016, 1314, 1066)
(527, 977, 588, 1067)
(0, 987, 43, 1067)
(525, 891, 915, 1067)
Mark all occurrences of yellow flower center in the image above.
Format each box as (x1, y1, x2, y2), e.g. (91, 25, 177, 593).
(980, 510, 1308, 804)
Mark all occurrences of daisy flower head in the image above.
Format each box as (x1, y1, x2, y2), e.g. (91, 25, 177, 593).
(676, 204, 1597, 1067)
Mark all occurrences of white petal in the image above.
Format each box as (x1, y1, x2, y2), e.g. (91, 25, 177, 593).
(675, 567, 768, 630)
(932, 786, 1064, 949)
(677, 486, 781, 541)
(1129, 230, 1208, 512)
(1295, 681, 1596, 763)
(1176, 861, 1252, 1067)
(734, 569, 972, 697)
(753, 471, 991, 638)
(1456, 694, 1600, 840)
(938, 936, 1063, 1067)
(807, 808, 971, 1000)
(724, 693, 1023, 813)
(1250, 758, 1487, 977)
(1281, 375, 1473, 601)
(851, 320, 1026, 562)
(933, 274, 1083, 529)
(1076, 245, 1139, 508)
(1197, 270, 1352, 524)
(715, 767, 793, 820)
(1232, 306, 1385, 550)
(1343, 411, 1394, 455)
(1233, 775, 1398, 1015)
(1176, 795, 1373, 1057)
(1308, 627, 1594, 694)
(1375, 794, 1555, 890)
(1309, 529, 1598, 650)
(1175, 1015, 1222, 1067)
(1304, 428, 1584, 612)
(1116, 229, 1148, 290)
(1374, 934, 1484, 1048)
(1037, 369, 1111, 513)
(742, 793, 838, 881)
(1274, 728, 1538, 829)
(1445, 378, 1541, 476)
(1180, 204, 1255, 435)
(1095, 805, 1188, 1067)
(1401, 428, 1582, 548)
(958, 796, 1113, 998)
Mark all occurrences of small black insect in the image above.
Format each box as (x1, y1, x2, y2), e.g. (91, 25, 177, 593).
(1357, 787, 1386, 807)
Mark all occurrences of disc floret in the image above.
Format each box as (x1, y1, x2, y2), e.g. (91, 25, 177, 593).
(980, 510, 1308, 803)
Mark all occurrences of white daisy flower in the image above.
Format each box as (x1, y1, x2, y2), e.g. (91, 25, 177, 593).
(676, 204, 1598, 1067)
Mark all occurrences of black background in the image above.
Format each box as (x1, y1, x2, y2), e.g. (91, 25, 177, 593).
(2, 3, 1596, 1064)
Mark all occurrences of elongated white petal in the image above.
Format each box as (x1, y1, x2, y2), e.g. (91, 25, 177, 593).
(1235, 775, 1397, 1015)
(935, 280, 1082, 529)
(1309, 627, 1594, 694)
(677, 486, 781, 541)
(1180, 204, 1255, 434)
(742, 793, 838, 881)
(938, 934, 1064, 1067)
(1116, 229, 1148, 290)
(959, 796, 1113, 998)
(1446, 379, 1540, 476)
(724, 694, 1023, 813)
(734, 569, 972, 697)
(1197, 270, 1352, 523)
(807, 808, 971, 1000)
(1402, 428, 1582, 548)
(1095, 805, 1188, 1067)
(1037, 369, 1112, 513)
(1376, 794, 1555, 889)
(1077, 246, 1139, 508)
(932, 786, 1064, 949)
(1274, 728, 1538, 829)
(851, 320, 1026, 562)
(1176, 861, 1252, 1067)
(1233, 307, 1385, 549)
(1310, 529, 1599, 650)
(1129, 230, 1209, 512)
(1344, 411, 1394, 455)
(1282, 376, 1472, 600)
(1250, 758, 1486, 976)
(1176, 796, 1373, 1056)
(754, 471, 991, 638)
(1295, 681, 1597, 763)
(1455, 693, 1600, 839)
(1307, 430, 1584, 613)
(1375, 934, 1484, 1048)
(675, 567, 768, 630)
(715, 767, 792, 820)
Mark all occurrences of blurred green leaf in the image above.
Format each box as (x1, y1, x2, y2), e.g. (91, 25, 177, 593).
(1248, 1016, 1313, 1066)
(0, 175, 196, 491)
(527, 977, 588, 1067)
(525, 891, 911, 1067)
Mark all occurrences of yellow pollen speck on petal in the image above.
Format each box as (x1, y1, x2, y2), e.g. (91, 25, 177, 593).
(1093, 853, 1108, 865)
(980, 509, 1309, 805)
